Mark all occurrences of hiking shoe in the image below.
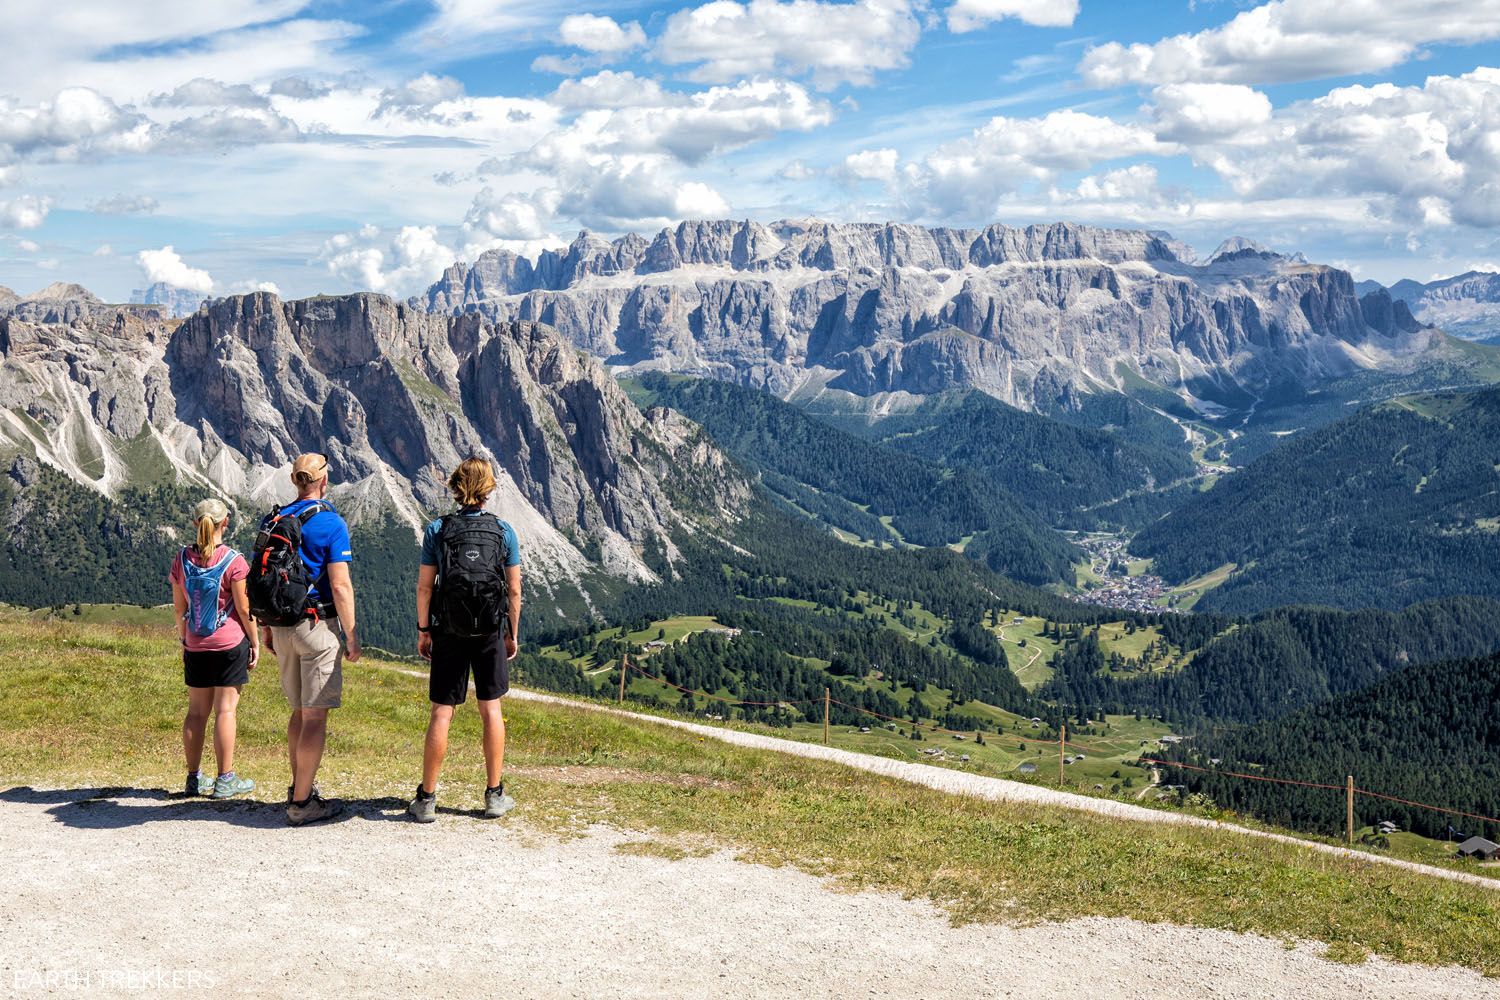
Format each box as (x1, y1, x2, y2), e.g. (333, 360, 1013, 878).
(407, 786, 437, 824)
(286, 794, 344, 827)
(185, 772, 213, 797)
(286, 783, 321, 804)
(484, 786, 515, 819)
(212, 773, 255, 800)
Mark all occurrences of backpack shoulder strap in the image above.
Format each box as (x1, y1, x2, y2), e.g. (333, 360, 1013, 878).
(295, 500, 331, 525)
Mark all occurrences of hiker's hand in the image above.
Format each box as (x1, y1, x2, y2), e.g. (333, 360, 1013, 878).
(417, 632, 433, 661)
(345, 629, 362, 663)
(249, 645, 259, 670)
(504, 634, 518, 661)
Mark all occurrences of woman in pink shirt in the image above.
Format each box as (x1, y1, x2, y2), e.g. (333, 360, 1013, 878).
(169, 498, 259, 799)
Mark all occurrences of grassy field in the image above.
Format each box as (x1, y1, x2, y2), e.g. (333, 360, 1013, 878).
(988, 613, 1198, 689)
(1159, 562, 1237, 611)
(2, 618, 1496, 975)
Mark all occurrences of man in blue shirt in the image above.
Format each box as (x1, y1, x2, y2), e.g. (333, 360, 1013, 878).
(262, 452, 360, 827)
(408, 456, 521, 823)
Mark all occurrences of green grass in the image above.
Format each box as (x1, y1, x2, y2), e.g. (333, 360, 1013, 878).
(2, 619, 1497, 976)
(115, 428, 177, 485)
(1159, 562, 1237, 611)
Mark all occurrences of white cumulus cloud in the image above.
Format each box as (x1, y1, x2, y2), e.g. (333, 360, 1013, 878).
(1080, 0, 1500, 87)
(656, 0, 921, 88)
(947, 0, 1078, 33)
(137, 245, 214, 294)
(1147, 83, 1272, 141)
(0, 194, 50, 229)
(558, 14, 647, 54)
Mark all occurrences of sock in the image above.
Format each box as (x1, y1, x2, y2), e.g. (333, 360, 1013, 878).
(486, 782, 504, 796)
(416, 785, 435, 801)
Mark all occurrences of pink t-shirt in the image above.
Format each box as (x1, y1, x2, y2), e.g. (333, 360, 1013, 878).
(169, 545, 250, 653)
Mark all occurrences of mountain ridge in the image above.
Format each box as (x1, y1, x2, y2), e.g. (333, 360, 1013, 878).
(414, 218, 1436, 412)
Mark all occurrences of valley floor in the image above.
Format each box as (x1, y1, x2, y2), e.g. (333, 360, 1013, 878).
(1, 789, 1491, 1000)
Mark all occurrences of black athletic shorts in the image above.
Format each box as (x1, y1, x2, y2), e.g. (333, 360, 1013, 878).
(429, 631, 509, 705)
(183, 637, 251, 689)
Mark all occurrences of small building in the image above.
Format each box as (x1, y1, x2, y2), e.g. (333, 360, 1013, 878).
(951, 734, 966, 741)
(858, 726, 871, 734)
(959, 754, 970, 762)
(1018, 762, 1037, 774)
(1455, 836, 1500, 860)
(1377, 820, 1399, 835)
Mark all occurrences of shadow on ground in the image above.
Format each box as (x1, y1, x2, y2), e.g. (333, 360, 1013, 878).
(0, 786, 449, 829)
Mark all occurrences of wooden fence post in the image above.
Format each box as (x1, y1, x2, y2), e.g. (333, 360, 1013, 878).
(1346, 775, 1355, 844)
(1059, 723, 1067, 787)
(823, 688, 830, 745)
(618, 655, 627, 705)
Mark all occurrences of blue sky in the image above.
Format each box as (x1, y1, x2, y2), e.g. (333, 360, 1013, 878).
(1, 0, 1498, 300)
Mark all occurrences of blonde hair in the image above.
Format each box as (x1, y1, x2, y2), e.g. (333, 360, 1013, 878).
(448, 457, 497, 508)
(191, 498, 230, 562)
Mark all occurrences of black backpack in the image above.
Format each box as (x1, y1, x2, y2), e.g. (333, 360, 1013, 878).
(248, 502, 330, 626)
(431, 513, 510, 638)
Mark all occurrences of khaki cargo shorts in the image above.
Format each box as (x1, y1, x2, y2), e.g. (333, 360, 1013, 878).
(273, 619, 344, 710)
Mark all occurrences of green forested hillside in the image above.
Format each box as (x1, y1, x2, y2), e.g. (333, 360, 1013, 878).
(864, 390, 1198, 529)
(1160, 652, 1500, 841)
(1041, 597, 1500, 724)
(1133, 388, 1500, 613)
(627, 374, 1080, 585)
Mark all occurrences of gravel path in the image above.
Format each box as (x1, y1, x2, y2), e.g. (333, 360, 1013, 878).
(509, 689, 1500, 892)
(0, 788, 1491, 999)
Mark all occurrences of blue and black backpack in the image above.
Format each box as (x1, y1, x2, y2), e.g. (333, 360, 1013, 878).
(180, 547, 239, 637)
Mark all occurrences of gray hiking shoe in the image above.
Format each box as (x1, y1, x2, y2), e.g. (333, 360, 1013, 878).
(185, 772, 213, 797)
(407, 786, 437, 824)
(212, 772, 255, 800)
(484, 786, 515, 819)
(286, 783, 321, 804)
(286, 793, 344, 827)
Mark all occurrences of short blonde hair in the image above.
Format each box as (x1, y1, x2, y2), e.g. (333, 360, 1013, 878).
(448, 457, 496, 508)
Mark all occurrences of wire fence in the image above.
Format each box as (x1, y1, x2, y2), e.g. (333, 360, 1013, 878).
(617, 658, 1500, 839)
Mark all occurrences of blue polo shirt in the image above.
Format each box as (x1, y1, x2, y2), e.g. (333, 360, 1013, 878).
(420, 508, 520, 569)
(277, 498, 351, 602)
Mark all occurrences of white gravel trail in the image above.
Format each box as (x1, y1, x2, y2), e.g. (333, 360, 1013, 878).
(509, 688, 1500, 892)
(0, 789, 1492, 999)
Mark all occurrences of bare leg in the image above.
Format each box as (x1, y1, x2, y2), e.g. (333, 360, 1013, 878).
(183, 688, 214, 775)
(476, 698, 505, 789)
(212, 686, 242, 776)
(287, 711, 303, 791)
(421, 704, 455, 794)
(291, 708, 328, 802)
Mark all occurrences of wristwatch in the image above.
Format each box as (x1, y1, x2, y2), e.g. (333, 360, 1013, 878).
(416, 624, 430, 633)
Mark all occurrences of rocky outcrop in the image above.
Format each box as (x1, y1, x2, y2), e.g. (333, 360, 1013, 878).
(1372, 270, 1500, 341)
(0, 289, 751, 586)
(415, 220, 1440, 410)
(130, 282, 207, 318)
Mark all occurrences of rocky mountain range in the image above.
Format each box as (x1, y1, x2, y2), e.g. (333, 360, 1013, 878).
(1358, 271, 1500, 343)
(415, 220, 1440, 412)
(0, 282, 749, 599)
(130, 281, 206, 318)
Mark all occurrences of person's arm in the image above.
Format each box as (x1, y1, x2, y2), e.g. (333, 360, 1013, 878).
(503, 563, 521, 660)
(170, 580, 188, 646)
(416, 564, 437, 660)
(328, 561, 359, 662)
(230, 576, 259, 668)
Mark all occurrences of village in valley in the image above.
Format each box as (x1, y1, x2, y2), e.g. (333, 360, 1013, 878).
(1070, 534, 1180, 614)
